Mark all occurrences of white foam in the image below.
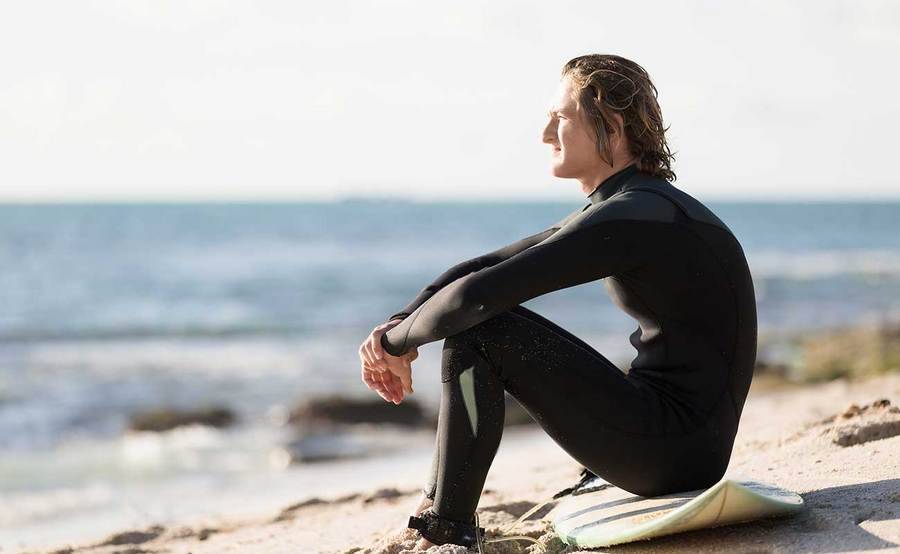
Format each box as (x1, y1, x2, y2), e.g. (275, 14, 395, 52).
(748, 249, 900, 279)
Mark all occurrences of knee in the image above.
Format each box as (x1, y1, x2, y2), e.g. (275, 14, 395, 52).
(449, 311, 519, 349)
(440, 333, 479, 382)
(440, 316, 508, 382)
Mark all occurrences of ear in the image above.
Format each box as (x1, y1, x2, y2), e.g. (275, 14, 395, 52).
(610, 112, 626, 139)
(609, 112, 629, 155)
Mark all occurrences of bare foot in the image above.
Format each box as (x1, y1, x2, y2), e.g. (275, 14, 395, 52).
(415, 536, 438, 550)
(374, 493, 436, 550)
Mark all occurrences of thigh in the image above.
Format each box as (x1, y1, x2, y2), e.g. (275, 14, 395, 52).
(460, 305, 723, 495)
(464, 305, 661, 436)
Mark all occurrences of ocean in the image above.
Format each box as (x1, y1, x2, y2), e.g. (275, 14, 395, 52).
(2, 200, 899, 549)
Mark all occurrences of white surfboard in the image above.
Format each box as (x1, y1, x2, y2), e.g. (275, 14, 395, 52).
(549, 475, 804, 548)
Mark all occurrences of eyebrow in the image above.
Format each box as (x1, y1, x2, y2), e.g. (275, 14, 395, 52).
(548, 105, 574, 118)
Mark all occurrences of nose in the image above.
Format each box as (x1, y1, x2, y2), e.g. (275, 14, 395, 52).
(542, 118, 557, 146)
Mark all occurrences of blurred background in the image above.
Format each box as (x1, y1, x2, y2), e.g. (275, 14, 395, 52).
(1, 1, 899, 551)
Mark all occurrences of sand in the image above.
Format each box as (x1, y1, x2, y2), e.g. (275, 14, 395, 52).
(32, 373, 900, 554)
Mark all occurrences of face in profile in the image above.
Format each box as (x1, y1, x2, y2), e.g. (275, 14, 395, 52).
(542, 76, 607, 180)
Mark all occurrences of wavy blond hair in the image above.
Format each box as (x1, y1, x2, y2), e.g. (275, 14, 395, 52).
(561, 54, 676, 182)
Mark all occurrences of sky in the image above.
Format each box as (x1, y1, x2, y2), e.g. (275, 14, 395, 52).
(1, 1, 898, 202)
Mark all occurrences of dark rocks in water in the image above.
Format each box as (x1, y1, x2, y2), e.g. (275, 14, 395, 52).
(289, 391, 536, 429)
(277, 420, 427, 465)
(289, 394, 427, 427)
(128, 406, 236, 432)
(279, 392, 535, 465)
(279, 426, 371, 463)
(282, 395, 430, 465)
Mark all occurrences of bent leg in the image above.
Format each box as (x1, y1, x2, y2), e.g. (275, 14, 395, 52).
(425, 305, 733, 524)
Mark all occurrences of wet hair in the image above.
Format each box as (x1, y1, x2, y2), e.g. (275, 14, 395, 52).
(561, 54, 676, 182)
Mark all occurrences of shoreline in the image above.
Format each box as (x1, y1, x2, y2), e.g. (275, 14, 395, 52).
(26, 373, 900, 553)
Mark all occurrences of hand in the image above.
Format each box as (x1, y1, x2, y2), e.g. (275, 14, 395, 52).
(360, 319, 418, 403)
(361, 350, 418, 404)
(359, 318, 405, 373)
(361, 362, 406, 404)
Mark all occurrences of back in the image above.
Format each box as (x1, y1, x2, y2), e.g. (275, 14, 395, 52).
(598, 172, 758, 428)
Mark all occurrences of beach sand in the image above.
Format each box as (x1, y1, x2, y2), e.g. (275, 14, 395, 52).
(33, 373, 900, 554)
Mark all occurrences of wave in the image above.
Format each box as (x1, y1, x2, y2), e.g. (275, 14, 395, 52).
(0, 323, 315, 344)
(747, 249, 900, 279)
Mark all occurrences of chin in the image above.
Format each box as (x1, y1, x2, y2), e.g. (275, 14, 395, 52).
(551, 163, 575, 179)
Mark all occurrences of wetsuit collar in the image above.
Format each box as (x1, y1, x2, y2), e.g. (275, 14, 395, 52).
(586, 163, 639, 205)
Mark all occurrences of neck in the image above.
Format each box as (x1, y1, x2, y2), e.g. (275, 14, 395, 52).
(579, 156, 639, 196)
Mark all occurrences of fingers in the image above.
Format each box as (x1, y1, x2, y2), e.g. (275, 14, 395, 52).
(362, 336, 387, 372)
(377, 370, 403, 404)
(361, 367, 380, 390)
(363, 339, 380, 370)
(365, 360, 399, 403)
(359, 342, 375, 371)
(381, 356, 413, 397)
(398, 358, 414, 395)
(362, 365, 392, 402)
(371, 327, 386, 362)
(388, 371, 405, 404)
(362, 359, 395, 401)
(363, 368, 407, 405)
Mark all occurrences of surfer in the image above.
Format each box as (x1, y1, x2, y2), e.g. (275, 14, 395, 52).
(358, 53, 757, 549)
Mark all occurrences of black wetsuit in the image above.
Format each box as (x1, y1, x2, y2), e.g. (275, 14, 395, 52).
(381, 163, 757, 530)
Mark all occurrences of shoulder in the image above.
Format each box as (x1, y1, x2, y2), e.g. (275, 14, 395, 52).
(549, 203, 591, 230)
(587, 173, 735, 236)
(574, 188, 680, 230)
(535, 190, 677, 247)
(619, 177, 733, 234)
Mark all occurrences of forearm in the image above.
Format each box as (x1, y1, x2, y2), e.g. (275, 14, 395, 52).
(381, 273, 485, 356)
(384, 227, 558, 323)
(385, 257, 499, 323)
(380, 217, 645, 357)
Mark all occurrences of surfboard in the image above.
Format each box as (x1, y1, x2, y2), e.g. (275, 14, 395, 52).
(548, 475, 804, 548)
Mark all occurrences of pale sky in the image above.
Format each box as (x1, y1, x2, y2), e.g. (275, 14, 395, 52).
(1, 1, 898, 202)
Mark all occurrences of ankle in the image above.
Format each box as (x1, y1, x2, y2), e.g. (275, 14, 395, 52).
(407, 508, 485, 548)
(412, 493, 434, 517)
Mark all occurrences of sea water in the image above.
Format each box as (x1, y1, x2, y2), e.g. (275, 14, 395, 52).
(1, 200, 899, 549)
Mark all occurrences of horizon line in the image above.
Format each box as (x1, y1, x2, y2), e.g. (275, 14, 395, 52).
(1, 195, 900, 205)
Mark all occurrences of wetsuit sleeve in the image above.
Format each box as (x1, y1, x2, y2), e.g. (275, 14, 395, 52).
(381, 216, 646, 356)
(383, 205, 587, 324)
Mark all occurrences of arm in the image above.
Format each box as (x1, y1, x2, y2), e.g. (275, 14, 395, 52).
(383, 204, 589, 323)
(381, 213, 650, 356)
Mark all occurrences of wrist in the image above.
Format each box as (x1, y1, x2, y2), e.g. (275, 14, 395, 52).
(380, 330, 406, 357)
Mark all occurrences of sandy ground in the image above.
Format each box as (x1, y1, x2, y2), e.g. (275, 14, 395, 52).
(31, 373, 900, 554)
